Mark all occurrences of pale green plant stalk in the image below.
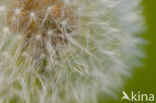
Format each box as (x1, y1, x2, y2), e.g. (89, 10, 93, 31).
(0, 0, 145, 103)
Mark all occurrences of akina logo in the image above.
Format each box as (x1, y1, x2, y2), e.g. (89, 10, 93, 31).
(121, 91, 155, 102)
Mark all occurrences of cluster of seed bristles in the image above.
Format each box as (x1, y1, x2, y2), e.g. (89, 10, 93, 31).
(0, 0, 144, 103)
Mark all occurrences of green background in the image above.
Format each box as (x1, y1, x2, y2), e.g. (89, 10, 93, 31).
(103, 0, 156, 103)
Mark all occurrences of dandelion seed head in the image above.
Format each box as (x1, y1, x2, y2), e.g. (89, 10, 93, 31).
(0, 0, 145, 103)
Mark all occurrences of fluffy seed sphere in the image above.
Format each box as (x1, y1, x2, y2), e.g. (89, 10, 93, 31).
(0, 0, 145, 103)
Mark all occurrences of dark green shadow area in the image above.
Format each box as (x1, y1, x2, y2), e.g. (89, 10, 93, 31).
(102, 0, 156, 103)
